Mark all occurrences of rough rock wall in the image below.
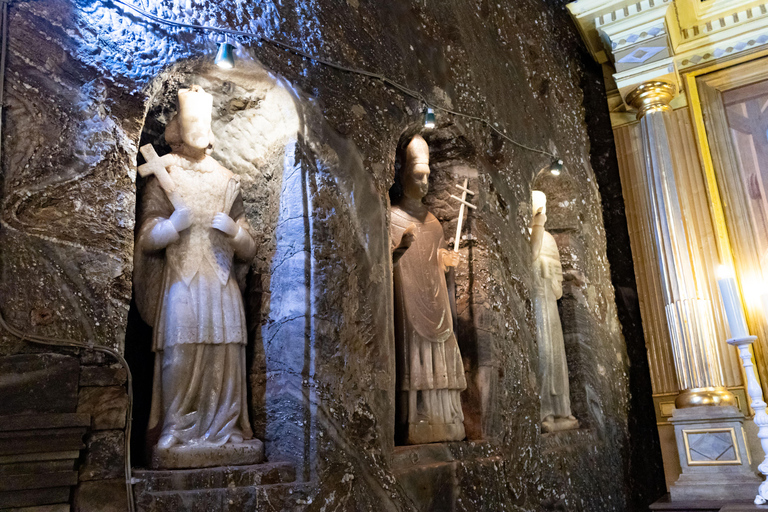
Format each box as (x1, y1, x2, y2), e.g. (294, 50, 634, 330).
(0, 0, 663, 510)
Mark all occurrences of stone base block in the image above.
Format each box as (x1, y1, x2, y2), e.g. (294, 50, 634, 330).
(150, 439, 264, 469)
(405, 421, 465, 445)
(720, 503, 768, 511)
(649, 493, 742, 510)
(392, 442, 505, 512)
(133, 461, 295, 494)
(135, 481, 314, 512)
(132, 461, 302, 512)
(542, 416, 580, 433)
(669, 406, 762, 502)
(670, 476, 762, 501)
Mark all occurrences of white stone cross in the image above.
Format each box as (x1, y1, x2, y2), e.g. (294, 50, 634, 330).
(138, 144, 185, 210)
(450, 178, 476, 252)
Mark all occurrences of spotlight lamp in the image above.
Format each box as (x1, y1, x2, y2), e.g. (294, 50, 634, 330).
(215, 40, 235, 70)
(550, 158, 563, 176)
(424, 107, 436, 129)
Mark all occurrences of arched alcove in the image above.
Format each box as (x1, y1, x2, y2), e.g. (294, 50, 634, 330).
(531, 165, 590, 430)
(389, 123, 491, 445)
(125, 57, 302, 466)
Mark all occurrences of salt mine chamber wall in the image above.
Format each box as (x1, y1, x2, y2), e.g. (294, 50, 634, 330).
(0, 0, 664, 510)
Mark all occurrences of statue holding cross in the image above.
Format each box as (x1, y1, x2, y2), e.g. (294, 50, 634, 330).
(133, 85, 262, 468)
(390, 134, 469, 445)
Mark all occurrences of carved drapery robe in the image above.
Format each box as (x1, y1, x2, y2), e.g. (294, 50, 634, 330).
(134, 155, 256, 448)
(390, 205, 467, 444)
(533, 230, 571, 420)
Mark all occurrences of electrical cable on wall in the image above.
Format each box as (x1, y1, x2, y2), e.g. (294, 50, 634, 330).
(108, 0, 562, 165)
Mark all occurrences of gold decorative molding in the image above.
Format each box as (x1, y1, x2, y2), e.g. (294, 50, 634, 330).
(684, 51, 768, 399)
(675, 386, 737, 408)
(653, 388, 748, 423)
(743, 426, 752, 465)
(567, 0, 768, 117)
(625, 80, 677, 118)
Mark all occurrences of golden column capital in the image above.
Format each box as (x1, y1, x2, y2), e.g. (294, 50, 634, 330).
(625, 81, 677, 119)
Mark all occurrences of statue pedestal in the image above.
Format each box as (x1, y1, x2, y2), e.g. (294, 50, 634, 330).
(391, 442, 504, 511)
(150, 439, 264, 470)
(669, 406, 761, 501)
(542, 416, 579, 433)
(132, 461, 310, 511)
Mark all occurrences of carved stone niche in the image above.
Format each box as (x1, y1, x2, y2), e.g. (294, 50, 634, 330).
(388, 124, 511, 510)
(531, 167, 585, 434)
(389, 124, 501, 446)
(125, 57, 301, 479)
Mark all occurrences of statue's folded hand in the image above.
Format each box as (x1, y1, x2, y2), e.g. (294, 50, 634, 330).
(212, 212, 239, 237)
(169, 207, 192, 232)
(145, 207, 191, 251)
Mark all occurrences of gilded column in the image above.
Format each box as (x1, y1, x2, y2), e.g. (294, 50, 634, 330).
(625, 81, 735, 409)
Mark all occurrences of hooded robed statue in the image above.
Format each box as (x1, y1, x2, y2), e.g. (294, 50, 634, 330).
(133, 85, 263, 468)
(530, 190, 578, 433)
(390, 134, 467, 445)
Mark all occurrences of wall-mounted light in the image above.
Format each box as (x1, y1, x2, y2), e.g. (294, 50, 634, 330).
(424, 107, 435, 129)
(550, 159, 563, 176)
(215, 40, 235, 69)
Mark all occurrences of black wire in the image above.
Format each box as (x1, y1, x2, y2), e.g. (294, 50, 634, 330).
(108, 0, 558, 161)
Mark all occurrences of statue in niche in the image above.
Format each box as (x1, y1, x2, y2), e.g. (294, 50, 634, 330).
(133, 85, 262, 468)
(390, 134, 467, 445)
(531, 190, 578, 433)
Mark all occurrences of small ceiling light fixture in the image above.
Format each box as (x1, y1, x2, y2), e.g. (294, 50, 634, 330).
(215, 39, 235, 69)
(550, 158, 563, 176)
(424, 106, 436, 129)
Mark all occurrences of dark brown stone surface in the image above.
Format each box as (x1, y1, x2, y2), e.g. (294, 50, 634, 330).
(76, 386, 128, 430)
(0, 413, 90, 432)
(79, 430, 125, 481)
(0, 413, 89, 457)
(0, 0, 665, 510)
(6, 505, 71, 512)
(0, 470, 78, 492)
(79, 365, 128, 387)
(0, 354, 79, 415)
(0, 487, 72, 509)
(73, 479, 129, 512)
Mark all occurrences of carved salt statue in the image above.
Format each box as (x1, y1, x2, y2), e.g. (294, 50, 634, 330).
(531, 190, 578, 433)
(390, 135, 467, 444)
(133, 85, 262, 468)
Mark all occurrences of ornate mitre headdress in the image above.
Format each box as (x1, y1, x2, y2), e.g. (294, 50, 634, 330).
(406, 135, 430, 167)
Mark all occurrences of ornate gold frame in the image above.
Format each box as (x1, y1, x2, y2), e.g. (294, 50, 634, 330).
(682, 427, 742, 466)
(684, 49, 768, 400)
